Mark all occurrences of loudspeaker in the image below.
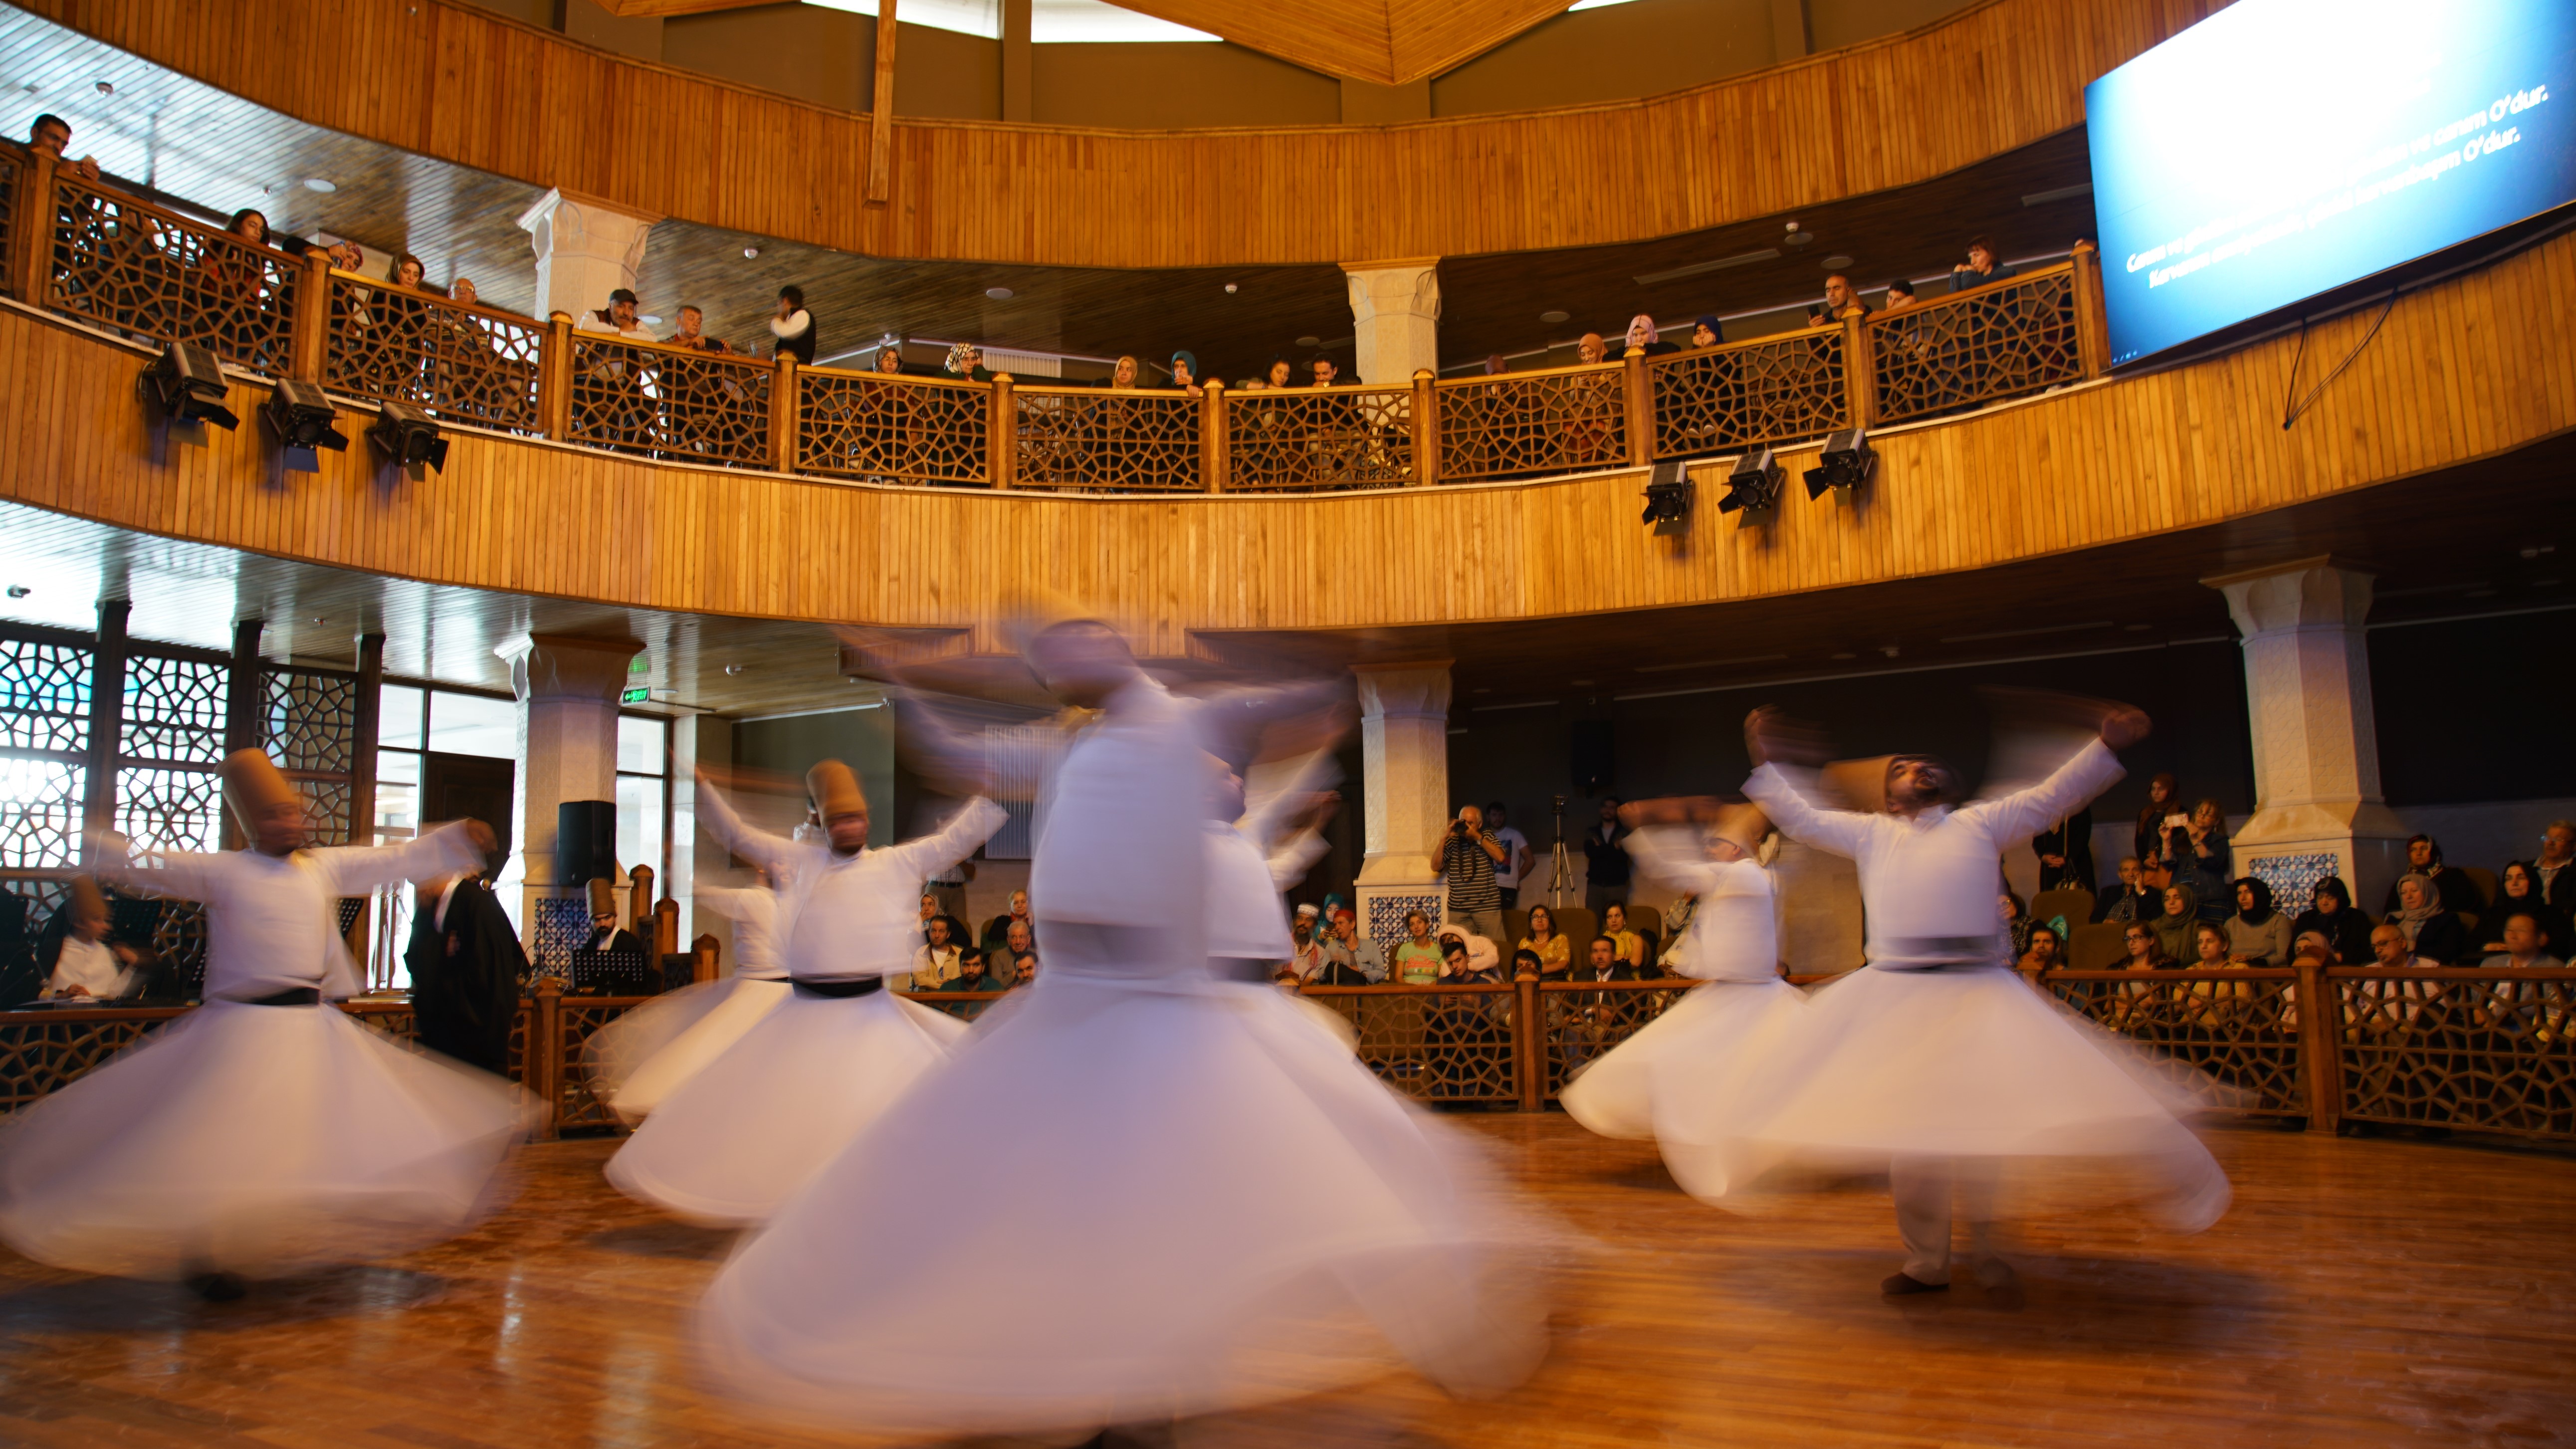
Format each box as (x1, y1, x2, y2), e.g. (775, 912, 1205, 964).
(1570, 721, 1615, 794)
(556, 800, 617, 887)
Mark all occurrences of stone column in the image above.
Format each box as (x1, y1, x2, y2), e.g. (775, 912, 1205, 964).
(1353, 662, 1452, 951)
(1341, 260, 1441, 386)
(515, 188, 661, 325)
(2208, 559, 2410, 910)
(673, 711, 734, 976)
(495, 633, 641, 969)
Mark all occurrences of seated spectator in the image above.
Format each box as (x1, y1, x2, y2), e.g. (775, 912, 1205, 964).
(1012, 952, 1040, 987)
(908, 914, 964, 989)
(872, 343, 908, 375)
(2190, 921, 2232, 970)
(2148, 883, 2202, 964)
(580, 286, 651, 340)
(2386, 872, 2467, 965)
(1575, 333, 1609, 366)
(1435, 935, 1495, 986)
(1600, 901, 1647, 971)
(2369, 922, 2436, 970)
(2224, 877, 2292, 966)
(1688, 315, 1721, 349)
(982, 889, 1034, 959)
(2537, 820, 2576, 910)
(1655, 892, 1696, 974)
(937, 947, 992, 991)
(2017, 923, 2064, 972)
(665, 305, 730, 354)
(27, 112, 101, 182)
(449, 276, 483, 309)
(1316, 907, 1383, 984)
(768, 285, 817, 363)
(1574, 935, 1637, 983)
(2379, 834, 2481, 916)
(1434, 922, 1499, 976)
(1482, 354, 1510, 375)
(1624, 314, 1677, 357)
(1950, 235, 2018, 289)
(1820, 273, 1871, 322)
(943, 342, 994, 382)
(1511, 946, 1546, 981)
(1882, 279, 1919, 311)
(917, 892, 940, 935)
(1390, 910, 1444, 985)
(38, 878, 140, 1002)
(2291, 930, 2333, 967)
(1168, 351, 1205, 397)
(2122, 920, 2173, 970)
(1258, 357, 1293, 390)
(1306, 355, 1339, 388)
(2000, 890, 2033, 959)
(327, 238, 368, 275)
(1288, 904, 1327, 981)
(2291, 876, 2375, 965)
(1097, 354, 1140, 389)
(2480, 861, 2567, 959)
(2479, 911, 2561, 971)
(2096, 855, 2157, 923)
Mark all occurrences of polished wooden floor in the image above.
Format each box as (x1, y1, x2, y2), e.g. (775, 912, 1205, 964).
(2, 1117, 2572, 1448)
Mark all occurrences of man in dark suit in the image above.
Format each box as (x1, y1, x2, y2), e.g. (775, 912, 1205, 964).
(406, 870, 529, 1073)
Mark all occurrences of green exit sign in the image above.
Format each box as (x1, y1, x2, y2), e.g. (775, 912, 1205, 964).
(621, 686, 651, 704)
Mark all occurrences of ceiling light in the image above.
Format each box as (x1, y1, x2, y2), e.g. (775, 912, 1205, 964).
(1224, 282, 1237, 294)
(303, 177, 336, 194)
(724, 663, 746, 676)
(1784, 230, 1814, 249)
(6, 586, 28, 599)
(1295, 335, 1320, 348)
(743, 245, 761, 258)
(985, 286, 1014, 300)
(94, 80, 113, 95)
(1539, 310, 1569, 325)
(1822, 254, 1853, 270)
(639, 314, 661, 325)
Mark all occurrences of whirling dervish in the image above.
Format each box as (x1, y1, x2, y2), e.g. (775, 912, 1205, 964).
(1557, 796, 1806, 1198)
(0, 751, 531, 1300)
(602, 757, 1001, 1226)
(590, 865, 791, 1123)
(1697, 697, 2231, 1297)
(696, 618, 1549, 1438)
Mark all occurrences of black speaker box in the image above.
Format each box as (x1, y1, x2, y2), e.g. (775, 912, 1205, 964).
(1570, 721, 1615, 794)
(556, 800, 617, 887)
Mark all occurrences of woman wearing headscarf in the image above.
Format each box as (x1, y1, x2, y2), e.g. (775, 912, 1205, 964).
(1624, 314, 1677, 357)
(2290, 876, 2374, 965)
(2385, 872, 2468, 965)
(2477, 861, 2566, 960)
(1096, 354, 1139, 388)
(2148, 882, 2201, 966)
(1167, 350, 1204, 397)
(942, 343, 994, 383)
(2134, 773, 2181, 868)
(2222, 877, 2292, 967)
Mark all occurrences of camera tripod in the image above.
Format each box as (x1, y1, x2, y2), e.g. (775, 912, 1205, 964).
(1546, 793, 1576, 909)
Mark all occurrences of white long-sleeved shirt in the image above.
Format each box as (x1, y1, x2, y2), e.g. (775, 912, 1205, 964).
(45, 936, 133, 1000)
(96, 822, 485, 1001)
(1625, 826, 1778, 982)
(696, 884, 787, 981)
(1744, 738, 2125, 970)
(696, 788, 1003, 982)
(1205, 749, 1335, 962)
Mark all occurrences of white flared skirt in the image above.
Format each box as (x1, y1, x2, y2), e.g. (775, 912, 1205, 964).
(0, 1000, 532, 1280)
(602, 978, 791, 1123)
(1558, 978, 1807, 1194)
(696, 974, 1550, 1436)
(1670, 966, 2232, 1229)
(605, 987, 967, 1227)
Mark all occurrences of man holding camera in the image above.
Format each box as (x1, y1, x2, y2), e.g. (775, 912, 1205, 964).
(1430, 805, 1509, 946)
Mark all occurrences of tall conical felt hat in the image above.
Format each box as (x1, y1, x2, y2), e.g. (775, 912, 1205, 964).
(1709, 802, 1771, 856)
(69, 874, 107, 922)
(806, 759, 867, 820)
(219, 748, 300, 830)
(587, 877, 620, 916)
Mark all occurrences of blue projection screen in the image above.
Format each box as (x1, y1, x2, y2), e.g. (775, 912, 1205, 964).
(2086, 0, 2576, 367)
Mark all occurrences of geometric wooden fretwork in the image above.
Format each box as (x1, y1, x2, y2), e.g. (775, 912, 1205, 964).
(121, 652, 226, 765)
(0, 1011, 180, 1111)
(799, 373, 991, 486)
(2337, 972, 2576, 1139)
(1437, 365, 1629, 482)
(324, 275, 547, 435)
(1303, 985, 1524, 1103)
(1540, 981, 1688, 1096)
(567, 339, 773, 470)
(1869, 270, 2083, 424)
(1012, 387, 1202, 492)
(2047, 969, 2306, 1115)
(47, 180, 298, 376)
(1651, 332, 1849, 457)
(1225, 387, 1414, 491)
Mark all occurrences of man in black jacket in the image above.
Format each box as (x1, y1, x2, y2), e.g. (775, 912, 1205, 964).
(406, 870, 529, 1074)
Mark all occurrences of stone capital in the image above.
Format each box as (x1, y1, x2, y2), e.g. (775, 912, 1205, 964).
(1353, 660, 1453, 720)
(2206, 557, 2376, 637)
(1341, 259, 1443, 323)
(496, 633, 644, 705)
(516, 188, 661, 269)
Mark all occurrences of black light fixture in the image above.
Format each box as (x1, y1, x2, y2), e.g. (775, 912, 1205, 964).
(263, 379, 348, 472)
(144, 342, 238, 430)
(1803, 427, 1878, 499)
(1717, 447, 1783, 524)
(368, 401, 449, 474)
(1640, 458, 1693, 535)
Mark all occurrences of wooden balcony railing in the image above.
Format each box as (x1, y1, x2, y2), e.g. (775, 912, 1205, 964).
(0, 147, 2117, 495)
(6, 963, 2570, 1140)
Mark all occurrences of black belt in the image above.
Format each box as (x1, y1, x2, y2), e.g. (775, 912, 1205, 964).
(236, 986, 322, 1007)
(791, 977, 884, 999)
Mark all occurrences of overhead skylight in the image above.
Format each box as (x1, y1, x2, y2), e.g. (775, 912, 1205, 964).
(805, 0, 1001, 41)
(805, 0, 1216, 42)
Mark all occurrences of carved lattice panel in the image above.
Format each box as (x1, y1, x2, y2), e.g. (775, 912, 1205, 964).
(2048, 970, 2304, 1114)
(1541, 983, 1689, 1095)
(345, 1005, 424, 1050)
(558, 999, 643, 1132)
(1869, 270, 2082, 424)
(2338, 973, 2576, 1138)
(799, 373, 989, 485)
(1437, 367, 1629, 482)
(1651, 334, 1849, 457)
(1304, 987, 1520, 1102)
(1226, 388, 1414, 491)
(566, 340, 773, 468)
(0, 637, 91, 755)
(47, 181, 298, 374)
(322, 275, 545, 434)
(0, 759, 84, 869)
(265, 670, 357, 776)
(1012, 389, 1200, 492)
(0, 150, 16, 294)
(506, 1004, 528, 1084)
(149, 899, 210, 994)
(0, 876, 70, 926)
(122, 653, 226, 765)
(113, 766, 225, 855)
(0, 1011, 182, 1111)
(530, 896, 591, 979)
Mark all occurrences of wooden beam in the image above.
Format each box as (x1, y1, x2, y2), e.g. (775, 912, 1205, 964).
(590, 0, 771, 16)
(867, 0, 898, 206)
(1000, 0, 1032, 124)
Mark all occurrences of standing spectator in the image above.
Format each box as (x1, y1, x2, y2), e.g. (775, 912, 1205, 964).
(1820, 274, 1871, 322)
(1951, 235, 2018, 289)
(1583, 798, 1632, 915)
(1484, 801, 1532, 909)
(2095, 856, 2157, 924)
(1390, 910, 1444, 985)
(769, 285, 817, 364)
(1688, 315, 1721, 349)
(27, 113, 101, 181)
(1882, 279, 1919, 311)
(665, 305, 730, 354)
(2477, 862, 2566, 961)
(2537, 821, 2576, 911)
(578, 286, 650, 339)
(1306, 355, 1339, 388)
(1623, 315, 1676, 356)
(2385, 873, 2467, 965)
(1517, 903, 1571, 980)
(1096, 355, 1140, 389)
(1430, 805, 1506, 945)
(2291, 876, 2374, 965)
(2165, 799, 2231, 922)
(2224, 877, 2292, 967)
(2135, 773, 2181, 869)
(1575, 333, 1609, 365)
(2378, 835, 2481, 916)
(872, 343, 908, 375)
(943, 343, 994, 383)
(2031, 806, 2095, 893)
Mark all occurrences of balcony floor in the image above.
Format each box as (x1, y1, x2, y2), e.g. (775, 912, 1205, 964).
(0, 1115, 2569, 1446)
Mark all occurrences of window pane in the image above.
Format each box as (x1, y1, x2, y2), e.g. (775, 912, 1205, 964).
(428, 691, 517, 760)
(378, 684, 424, 750)
(617, 774, 665, 892)
(617, 715, 666, 775)
(0, 758, 86, 867)
(374, 751, 420, 842)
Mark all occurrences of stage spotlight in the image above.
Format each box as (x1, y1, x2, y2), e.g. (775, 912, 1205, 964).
(368, 401, 449, 474)
(1803, 427, 1878, 499)
(145, 342, 238, 430)
(263, 379, 349, 472)
(1717, 447, 1783, 524)
(1640, 458, 1694, 535)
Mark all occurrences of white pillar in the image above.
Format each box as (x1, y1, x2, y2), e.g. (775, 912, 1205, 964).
(1353, 661, 1451, 951)
(1341, 260, 1441, 386)
(515, 188, 660, 324)
(496, 632, 641, 971)
(2209, 559, 2410, 909)
(674, 712, 733, 976)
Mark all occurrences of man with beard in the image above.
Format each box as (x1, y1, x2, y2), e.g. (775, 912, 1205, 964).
(406, 869, 528, 1073)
